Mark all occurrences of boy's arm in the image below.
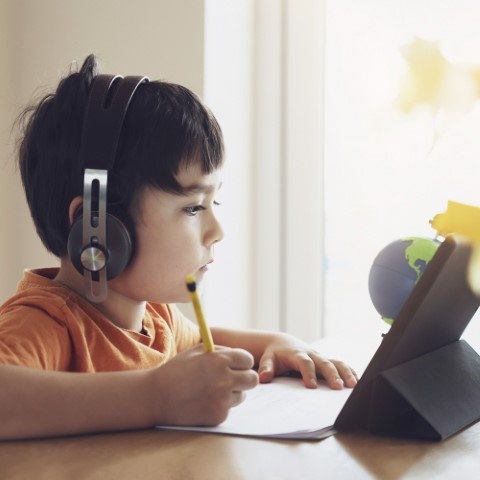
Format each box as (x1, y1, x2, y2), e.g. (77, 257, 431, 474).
(0, 345, 258, 441)
(210, 327, 357, 390)
(0, 364, 154, 440)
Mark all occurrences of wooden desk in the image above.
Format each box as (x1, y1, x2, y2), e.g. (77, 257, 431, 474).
(1, 423, 480, 480)
(3, 337, 478, 479)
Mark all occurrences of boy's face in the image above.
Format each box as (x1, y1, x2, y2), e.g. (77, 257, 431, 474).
(108, 163, 223, 304)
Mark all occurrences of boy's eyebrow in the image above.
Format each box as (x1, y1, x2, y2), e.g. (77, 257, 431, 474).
(182, 181, 223, 195)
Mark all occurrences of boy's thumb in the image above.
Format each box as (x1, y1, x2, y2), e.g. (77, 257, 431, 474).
(257, 354, 275, 383)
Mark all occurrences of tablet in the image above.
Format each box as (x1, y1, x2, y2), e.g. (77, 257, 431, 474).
(334, 235, 480, 433)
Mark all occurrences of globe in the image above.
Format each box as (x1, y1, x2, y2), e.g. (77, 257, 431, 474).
(368, 237, 440, 324)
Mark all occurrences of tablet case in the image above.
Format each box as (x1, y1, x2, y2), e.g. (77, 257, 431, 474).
(334, 236, 480, 440)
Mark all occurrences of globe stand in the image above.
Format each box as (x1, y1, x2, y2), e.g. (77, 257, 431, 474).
(367, 339, 480, 440)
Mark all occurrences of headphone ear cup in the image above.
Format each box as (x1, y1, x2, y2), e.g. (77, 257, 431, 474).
(67, 216, 86, 275)
(103, 212, 135, 279)
(67, 212, 135, 280)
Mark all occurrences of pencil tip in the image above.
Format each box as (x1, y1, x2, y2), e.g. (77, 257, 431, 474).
(185, 274, 197, 292)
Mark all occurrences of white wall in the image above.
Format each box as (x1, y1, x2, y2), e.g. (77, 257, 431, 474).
(0, 0, 205, 302)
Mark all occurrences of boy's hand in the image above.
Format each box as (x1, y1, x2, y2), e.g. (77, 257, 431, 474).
(150, 345, 258, 427)
(257, 334, 358, 390)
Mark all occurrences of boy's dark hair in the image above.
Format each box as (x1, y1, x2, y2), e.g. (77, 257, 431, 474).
(16, 54, 224, 258)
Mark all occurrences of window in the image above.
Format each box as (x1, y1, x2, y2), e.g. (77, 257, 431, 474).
(203, 0, 480, 348)
(204, 0, 325, 341)
(324, 0, 480, 345)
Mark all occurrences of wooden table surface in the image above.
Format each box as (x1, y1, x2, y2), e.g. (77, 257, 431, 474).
(1, 420, 480, 480)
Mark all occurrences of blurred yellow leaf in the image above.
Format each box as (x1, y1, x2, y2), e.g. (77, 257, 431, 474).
(396, 37, 479, 116)
(431, 200, 480, 296)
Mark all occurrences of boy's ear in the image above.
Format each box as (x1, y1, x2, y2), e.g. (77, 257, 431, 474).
(68, 196, 84, 225)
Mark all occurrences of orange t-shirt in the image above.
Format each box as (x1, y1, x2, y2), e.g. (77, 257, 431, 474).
(0, 269, 200, 372)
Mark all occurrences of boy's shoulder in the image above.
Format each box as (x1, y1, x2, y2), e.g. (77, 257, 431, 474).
(1, 268, 73, 314)
(0, 269, 102, 333)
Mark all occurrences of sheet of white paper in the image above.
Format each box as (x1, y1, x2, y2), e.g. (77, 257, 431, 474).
(157, 377, 353, 440)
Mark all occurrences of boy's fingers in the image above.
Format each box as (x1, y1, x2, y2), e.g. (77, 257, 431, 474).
(258, 354, 275, 383)
(221, 348, 255, 370)
(331, 359, 358, 388)
(230, 390, 247, 408)
(292, 354, 320, 389)
(312, 356, 346, 390)
(232, 369, 259, 391)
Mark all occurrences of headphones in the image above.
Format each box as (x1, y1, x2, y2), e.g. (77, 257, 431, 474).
(67, 73, 149, 302)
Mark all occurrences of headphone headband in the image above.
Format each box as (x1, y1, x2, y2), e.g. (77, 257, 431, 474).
(80, 74, 148, 170)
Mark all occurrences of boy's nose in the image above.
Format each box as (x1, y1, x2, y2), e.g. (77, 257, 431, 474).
(206, 211, 224, 246)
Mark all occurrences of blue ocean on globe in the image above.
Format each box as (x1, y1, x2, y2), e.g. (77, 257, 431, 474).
(368, 237, 440, 324)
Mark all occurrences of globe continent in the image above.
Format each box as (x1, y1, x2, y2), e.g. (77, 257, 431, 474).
(368, 237, 439, 324)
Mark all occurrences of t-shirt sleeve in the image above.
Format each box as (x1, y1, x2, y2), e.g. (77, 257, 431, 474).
(0, 305, 72, 370)
(167, 304, 201, 352)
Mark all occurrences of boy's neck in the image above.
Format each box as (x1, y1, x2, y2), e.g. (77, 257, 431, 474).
(91, 290, 146, 333)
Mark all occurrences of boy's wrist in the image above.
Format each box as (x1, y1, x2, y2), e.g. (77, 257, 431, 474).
(139, 368, 165, 428)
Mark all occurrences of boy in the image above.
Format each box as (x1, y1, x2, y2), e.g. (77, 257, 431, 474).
(0, 55, 356, 440)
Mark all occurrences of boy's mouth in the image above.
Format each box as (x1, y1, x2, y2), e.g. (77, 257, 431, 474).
(199, 259, 214, 273)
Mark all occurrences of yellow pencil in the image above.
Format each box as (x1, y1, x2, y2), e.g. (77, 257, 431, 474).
(185, 274, 215, 352)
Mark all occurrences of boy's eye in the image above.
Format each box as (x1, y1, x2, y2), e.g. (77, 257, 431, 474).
(184, 200, 221, 216)
(184, 205, 206, 216)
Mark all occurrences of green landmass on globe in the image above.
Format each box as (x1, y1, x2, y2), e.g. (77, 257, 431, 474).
(403, 236, 438, 278)
(368, 236, 440, 325)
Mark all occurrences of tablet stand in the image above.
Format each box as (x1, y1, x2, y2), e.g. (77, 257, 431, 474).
(368, 339, 480, 440)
